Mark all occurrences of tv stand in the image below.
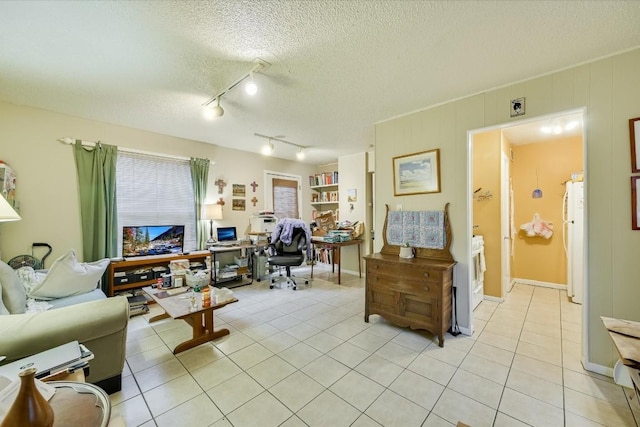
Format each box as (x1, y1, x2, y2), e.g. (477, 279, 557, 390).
(107, 251, 210, 297)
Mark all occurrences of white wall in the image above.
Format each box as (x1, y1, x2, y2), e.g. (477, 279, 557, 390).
(375, 48, 640, 369)
(0, 101, 317, 263)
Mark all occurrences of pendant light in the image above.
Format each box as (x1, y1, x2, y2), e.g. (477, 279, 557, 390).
(532, 169, 543, 198)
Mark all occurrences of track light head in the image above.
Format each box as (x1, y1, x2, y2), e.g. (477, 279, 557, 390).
(204, 98, 224, 119)
(262, 140, 274, 155)
(245, 72, 258, 96)
(296, 147, 305, 160)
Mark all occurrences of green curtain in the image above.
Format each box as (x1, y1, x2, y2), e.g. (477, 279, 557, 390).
(190, 157, 210, 250)
(73, 141, 118, 292)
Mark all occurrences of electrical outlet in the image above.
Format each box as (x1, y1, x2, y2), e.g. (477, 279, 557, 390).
(396, 204, 402, 211)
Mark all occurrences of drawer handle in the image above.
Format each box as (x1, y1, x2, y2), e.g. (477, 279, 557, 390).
(423, 272, 430, 278)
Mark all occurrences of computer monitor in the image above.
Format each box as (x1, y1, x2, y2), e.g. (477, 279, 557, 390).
(217, 226, 237, 242)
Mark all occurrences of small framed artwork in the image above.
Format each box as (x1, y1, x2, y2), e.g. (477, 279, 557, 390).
(232, 199, 246, 211)
(393, 149, 441, 196)
(629, 117, 640, 172)
(347, 188, 357, 202)
(510, 97, 525, 117)
(632, 177, 640, 230)
(232, 184, 246, 197)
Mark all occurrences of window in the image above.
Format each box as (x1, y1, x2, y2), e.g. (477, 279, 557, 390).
(264, 171, 301, 219)
(116, 152, 196, 256)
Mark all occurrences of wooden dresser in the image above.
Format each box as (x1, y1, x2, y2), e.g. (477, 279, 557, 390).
(364, 204, 456, 347)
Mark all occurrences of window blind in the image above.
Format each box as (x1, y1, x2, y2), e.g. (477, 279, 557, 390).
(116, 152, 196, 255)
(272, 178, 299, 219)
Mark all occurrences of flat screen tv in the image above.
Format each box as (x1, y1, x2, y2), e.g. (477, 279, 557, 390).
(122, 225, 185, 258)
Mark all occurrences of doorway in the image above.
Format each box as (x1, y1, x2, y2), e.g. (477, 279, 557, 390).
(468, 108, 587, 359)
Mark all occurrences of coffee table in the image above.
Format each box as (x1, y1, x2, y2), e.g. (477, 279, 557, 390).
(142, 286, 238, 354)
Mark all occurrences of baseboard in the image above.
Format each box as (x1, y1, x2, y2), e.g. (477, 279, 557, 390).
(483, 295, 504, 303)
(583, 360, 614, 378)
(512, 278, 566, 290)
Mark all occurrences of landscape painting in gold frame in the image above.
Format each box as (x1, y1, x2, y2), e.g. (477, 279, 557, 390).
(393, 149, 441, 196)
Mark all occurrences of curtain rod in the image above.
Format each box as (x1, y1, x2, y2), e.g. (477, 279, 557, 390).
(56, 137, 214, 164)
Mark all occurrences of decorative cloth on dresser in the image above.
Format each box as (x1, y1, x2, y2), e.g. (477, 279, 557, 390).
(386, 210, 445, 249)
(520, 213, 553, 239)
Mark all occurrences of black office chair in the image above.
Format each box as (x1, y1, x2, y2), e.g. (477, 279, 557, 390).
(268, 226, 309, 290)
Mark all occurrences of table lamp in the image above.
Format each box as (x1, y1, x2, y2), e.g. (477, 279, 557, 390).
(204, 203, 223, 246)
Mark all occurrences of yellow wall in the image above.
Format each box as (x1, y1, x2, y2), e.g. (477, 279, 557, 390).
(375, 48, 640, 369)
(472, 130, 502, 297)
(0, 101, 317, 263)
(512, 136, 583, 284)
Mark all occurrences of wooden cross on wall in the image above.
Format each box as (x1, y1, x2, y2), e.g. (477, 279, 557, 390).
(217, 198, 225, 206)
(251, 197, 258, 207)
(250, 181, 259, 192)
(215, 179, 227, 194)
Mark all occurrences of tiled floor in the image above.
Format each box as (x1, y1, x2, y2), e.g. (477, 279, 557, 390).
(109, 268, 640, 426)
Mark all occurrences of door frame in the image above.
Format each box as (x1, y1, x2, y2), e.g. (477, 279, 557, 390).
(467, 107, 588, 366)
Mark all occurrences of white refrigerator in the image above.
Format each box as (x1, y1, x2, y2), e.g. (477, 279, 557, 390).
(563, 181, 584, 304)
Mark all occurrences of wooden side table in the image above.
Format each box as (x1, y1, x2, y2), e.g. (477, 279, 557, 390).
(47, 381, 111, 427)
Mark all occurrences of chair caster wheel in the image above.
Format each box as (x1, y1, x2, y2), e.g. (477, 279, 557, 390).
(270, 285, 274, 289)
(257, 279, 261, 282)
(293, 286, 297, 290)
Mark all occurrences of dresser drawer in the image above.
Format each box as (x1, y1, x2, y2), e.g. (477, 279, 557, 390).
(367, 260, 443, 284)
(367, 273, 439, 298)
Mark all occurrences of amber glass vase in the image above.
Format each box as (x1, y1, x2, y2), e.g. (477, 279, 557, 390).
(0, 367, 54, 427)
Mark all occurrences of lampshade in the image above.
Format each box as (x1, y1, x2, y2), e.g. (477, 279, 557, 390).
(0, 194, 20, 222)
(204, 203, 223, 220)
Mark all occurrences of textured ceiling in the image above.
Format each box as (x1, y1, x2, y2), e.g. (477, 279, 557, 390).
(1, 1, 639, 164)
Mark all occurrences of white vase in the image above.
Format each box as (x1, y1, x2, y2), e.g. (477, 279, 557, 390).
(399, 246, 414, 258)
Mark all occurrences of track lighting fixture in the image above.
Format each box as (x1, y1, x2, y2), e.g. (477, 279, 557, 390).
(202, 59, 269, 120)
(254, 133, 309, 160)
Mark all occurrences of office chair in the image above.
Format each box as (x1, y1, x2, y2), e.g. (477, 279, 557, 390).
(268, 226, 309, 290)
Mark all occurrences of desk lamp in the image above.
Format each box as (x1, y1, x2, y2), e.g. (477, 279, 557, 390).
(204, 203, 223, 247)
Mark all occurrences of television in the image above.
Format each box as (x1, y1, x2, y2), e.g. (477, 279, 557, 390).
(122, 225, 185, 258)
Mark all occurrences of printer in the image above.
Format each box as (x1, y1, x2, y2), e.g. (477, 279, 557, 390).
(250, 212, 277, 233)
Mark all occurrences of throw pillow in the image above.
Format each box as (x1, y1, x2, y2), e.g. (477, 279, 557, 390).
(0, 260, 26, 313)
(0, 281, 9, 315)
(28, 250, 110, 300)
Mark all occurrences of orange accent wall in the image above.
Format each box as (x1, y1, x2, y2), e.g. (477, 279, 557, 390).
(511, 136, 583, 284)
(472, 130, 502, 297)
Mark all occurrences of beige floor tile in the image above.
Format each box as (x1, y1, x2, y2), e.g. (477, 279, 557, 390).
(126, 333, 166, 357)
(388, 369, 445, 410)
(330, 370, 385, 411)
(328, 341, 371, 368)
(448, 368, 504, 409)
(242, 322, 281, 341)
(565, 387, 637, 426)
(365, 389, 430, 427)
(469, 341, 515, 367)
(110, 394, 153, 427)
(278, 341, 322, 368)
(477, 330, 518, 353)
(126, 343, 174, 373)
(407, 353, 457, 386)
(191, 356, 242, 391)
(176, 342, 226, 371)
(506, 369, 564, 408)
(564, 411, 609, 427)
(493, 412, 531, 427)
(109, 372, 141, 406)
(483, 321, 522, 340)
(354, 354, 404, 387)
(301, 354, 351, 387)
(143, 374, 204, 417)
(391, 329, 434, 353)
(226, 391, 293, 427)
(374, 341, 420, 368)
(511, 354, 563, 385)
(563, 368, 629, 407)
(213, 331, 255, 355)
(423, 413, 456, 426)
(259, 330, 300, 353)
(206, 371, 265, 414)
(246, 355, 296, 388)
(280, 415, 309, 427)
(227, 342, 274, 370)
(154, 392, 223, 427)
(432, 388, 496, 427)
(520, 329, 561, 349)
(347, 330, 389, 353)
(516, 340, 562, 366)
(304, 330, 344, 353)
(499, 388, 564, 427)
(459, 354, 510, 385)
(270, 370, 326, 412)
(134, 358, 189, 392)
(298, 390, 361, 427)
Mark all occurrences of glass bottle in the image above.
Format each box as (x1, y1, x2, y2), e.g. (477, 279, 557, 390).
(1, 367, 54, 427)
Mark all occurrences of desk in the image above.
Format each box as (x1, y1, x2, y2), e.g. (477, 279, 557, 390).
(311, 238, 362, 284)
(210, 243, 256, 288)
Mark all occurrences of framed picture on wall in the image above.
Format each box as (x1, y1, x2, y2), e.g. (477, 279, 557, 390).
(392, 149, 441, 196)
(630, 117, 640, 173)
(632, 176, 640, 230)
